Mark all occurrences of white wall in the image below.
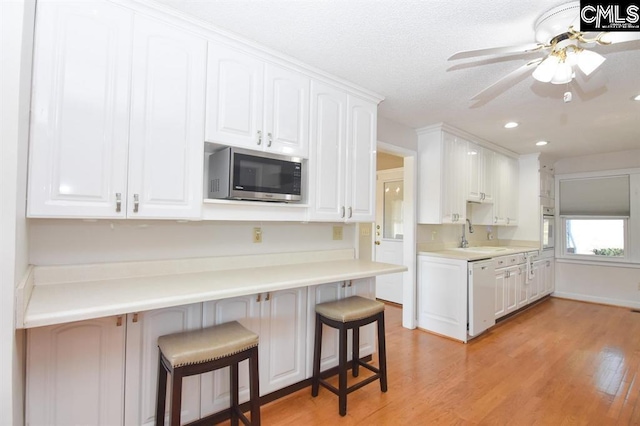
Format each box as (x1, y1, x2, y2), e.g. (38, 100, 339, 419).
(554, 150, 640, 309)
(377, 116, 417, 151)
(555, 149, 640, 174)
(29, 220, 356, 265)
(1, 1, 34, 424)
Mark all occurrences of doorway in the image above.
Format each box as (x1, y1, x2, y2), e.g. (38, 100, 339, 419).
(375, 168, 404, 304)
(375, 143, 417, 329)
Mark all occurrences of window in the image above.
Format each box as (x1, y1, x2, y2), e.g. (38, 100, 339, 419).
(564, 218, 626, 258)
(559, 174, 630, 262)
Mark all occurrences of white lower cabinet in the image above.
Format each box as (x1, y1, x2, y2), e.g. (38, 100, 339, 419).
(200, 288, 307, 417)
(27, 284, 371, 424)
(417, 256, 469, 342)
(26, 316, 126, 426)
(124, 304, 203, 426)
(305, 279, 376, 375)
(494, 265, 521, 319)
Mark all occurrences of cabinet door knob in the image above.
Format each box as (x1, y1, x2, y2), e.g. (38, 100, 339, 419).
(341, 206, 345, 218)
(133, 194, 139, 213)
(257, 130, 262, 146)
(348, 207, 353, 218)
(265, 292, 270, 301)
(115, 193, 121, 213)
(256, 293, 262, 302)
(267, 132, 272, 147)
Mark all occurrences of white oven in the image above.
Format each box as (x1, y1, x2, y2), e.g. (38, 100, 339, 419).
(542, 207, 555, 251)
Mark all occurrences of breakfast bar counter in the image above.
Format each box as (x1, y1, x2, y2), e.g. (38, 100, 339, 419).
(17, 249, 407, 329)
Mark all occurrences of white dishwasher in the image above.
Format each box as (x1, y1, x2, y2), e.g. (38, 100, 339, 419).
(468, 260, 496, 337)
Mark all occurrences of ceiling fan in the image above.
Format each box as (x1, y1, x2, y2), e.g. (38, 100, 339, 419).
(449, 1, 640, 100)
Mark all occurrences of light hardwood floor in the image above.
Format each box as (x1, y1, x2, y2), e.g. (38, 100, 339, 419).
(249, 297, 640, 425)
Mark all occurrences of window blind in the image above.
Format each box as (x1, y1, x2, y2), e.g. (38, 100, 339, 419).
(559, 175, 630, 216)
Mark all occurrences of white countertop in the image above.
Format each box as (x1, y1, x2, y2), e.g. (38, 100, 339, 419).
(418, 246, 539, 261)
(17, 250, 407, 329)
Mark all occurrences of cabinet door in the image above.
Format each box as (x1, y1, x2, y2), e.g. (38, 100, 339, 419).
(345, 95, 377, 222)
(442, 134, 467, 223)
(28, 0, 132, 218)
(494, 270, 506, 318)
(505, 266, 520, 314)
(306, 282, 343, 374)
(264, 64, 310, 157)
(505, 157, 519, 226)
(481, 148, 495, 203)
(347, 278, 376, 357)
(127, 15, 206, 219)
(260, 288, 307, 394)
(467, 142, 482, 203)
(27, 316, 126, 425)
(124, 304, 202, 426)
(205, 42, 264, 149)
(308, 82, 347, 221)
(528, 262, 542, 302)
(544, 260, 555, 294)
(200, 295, 260, 417)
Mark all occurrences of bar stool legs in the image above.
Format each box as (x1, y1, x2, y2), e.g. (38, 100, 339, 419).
(155, 321, 260, 426)
(311, 296, 388, 417)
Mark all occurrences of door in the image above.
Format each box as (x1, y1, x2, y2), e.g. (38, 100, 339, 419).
(27, 0, 133, 218)
(128, 14, 207, 219)
(374, 168, 404, 304)
(124, 304, 202, 426)
(205, 42, 264, 149)
(27, 316, 126, 425)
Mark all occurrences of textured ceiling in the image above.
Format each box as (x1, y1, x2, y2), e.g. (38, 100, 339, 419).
(151, 0, 640, 160)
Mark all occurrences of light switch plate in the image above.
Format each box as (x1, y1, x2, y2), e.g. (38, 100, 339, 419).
(333, 226, 343, 240)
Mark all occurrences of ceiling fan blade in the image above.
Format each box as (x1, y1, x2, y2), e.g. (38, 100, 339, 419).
(598, 32, 640, 44)
(449, 43, 545, 60)
(471, 58, 543, 100)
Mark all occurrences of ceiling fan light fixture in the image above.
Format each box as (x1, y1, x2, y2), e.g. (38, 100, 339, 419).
(576, 49, 606, 76)
(551, 61, 573, 84)
(532, 55, 560, 83)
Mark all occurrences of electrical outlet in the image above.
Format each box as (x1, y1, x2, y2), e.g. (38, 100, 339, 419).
(431, 231, 437, 241)
(333, 226, 343, 240)
(253, 227, 262, 243)
(360, 226, 371, 237)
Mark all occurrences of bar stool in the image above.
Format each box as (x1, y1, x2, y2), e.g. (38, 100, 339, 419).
(311, 295, 388, 416)
(155, 321, 260, 426)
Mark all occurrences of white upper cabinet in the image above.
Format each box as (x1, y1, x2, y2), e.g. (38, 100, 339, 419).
(467, 143, 494, 204)
(418, 128, 467, 224)
(28, 1, 207, 219)
(128, 15, 207, 219)
(28, 0, 133, 218)
(345, 95, 377, 222)
(205, 43, 310, 157)
(308, 81, 376, 222)
(493, 153, 519, 226)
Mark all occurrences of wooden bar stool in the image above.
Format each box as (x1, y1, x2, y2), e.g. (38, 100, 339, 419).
(311, 295, 388, 416)
(156, 321, 260, 426)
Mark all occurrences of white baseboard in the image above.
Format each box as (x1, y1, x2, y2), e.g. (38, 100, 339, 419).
(552, 291, 640, 310)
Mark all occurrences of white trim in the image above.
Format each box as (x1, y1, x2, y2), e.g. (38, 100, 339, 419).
(414, 122, 519, 159)
(376, 141, 417, 330)
(552, 292, 640, 310)
(555, 167, 640, 180)
(556, 258, 640, 269)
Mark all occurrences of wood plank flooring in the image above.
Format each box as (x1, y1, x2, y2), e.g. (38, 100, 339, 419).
(240, 298, 640, 425)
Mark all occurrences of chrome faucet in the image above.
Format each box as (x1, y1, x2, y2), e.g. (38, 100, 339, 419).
(460, 218, 474, 248)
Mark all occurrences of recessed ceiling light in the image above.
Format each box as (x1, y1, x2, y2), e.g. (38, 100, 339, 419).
(634, 94, 640, 101)
(536, 140, 549, 146)
(504, 122, 519, 129)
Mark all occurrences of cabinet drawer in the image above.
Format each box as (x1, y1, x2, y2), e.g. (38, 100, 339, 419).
(494, 254, 524, 268)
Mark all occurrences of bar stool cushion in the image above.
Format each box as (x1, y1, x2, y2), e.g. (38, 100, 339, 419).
(158, 321, 258, 368)
(315, 296, 384, 323)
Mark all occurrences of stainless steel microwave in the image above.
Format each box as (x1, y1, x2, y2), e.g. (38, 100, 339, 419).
(207, 147, 302, 202)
